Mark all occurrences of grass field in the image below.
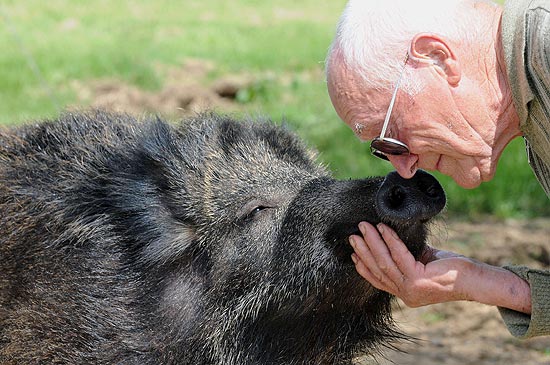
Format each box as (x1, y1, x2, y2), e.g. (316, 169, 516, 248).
(1, 0, 548, 217)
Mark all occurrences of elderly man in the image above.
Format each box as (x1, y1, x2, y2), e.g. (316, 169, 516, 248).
(326, 0, 550, 338)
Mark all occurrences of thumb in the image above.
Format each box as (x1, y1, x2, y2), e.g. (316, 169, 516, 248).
(419, 245, 439, 264)
(420, 245, 465, 264)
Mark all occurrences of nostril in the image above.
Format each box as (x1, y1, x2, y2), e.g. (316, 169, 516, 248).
(424, 184, 439, 198)
(417, 179, 440, 199)
(387, 186, 406, 209)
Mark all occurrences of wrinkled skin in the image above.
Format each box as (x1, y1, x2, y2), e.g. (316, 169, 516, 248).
(0, 111, 445, 364)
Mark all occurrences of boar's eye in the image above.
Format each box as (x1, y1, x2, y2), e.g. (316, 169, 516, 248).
(238, 200, 273, 222)
(250, 206, 268, 215)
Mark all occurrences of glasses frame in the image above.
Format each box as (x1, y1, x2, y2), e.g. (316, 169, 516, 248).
(369, 53, 411, 161)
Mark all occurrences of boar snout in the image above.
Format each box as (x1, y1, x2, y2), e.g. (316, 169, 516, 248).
(376, 170, 446, 224)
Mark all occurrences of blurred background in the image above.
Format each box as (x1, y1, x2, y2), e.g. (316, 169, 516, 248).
(1, 0, 548, 218)
(1, 1, 549, 363)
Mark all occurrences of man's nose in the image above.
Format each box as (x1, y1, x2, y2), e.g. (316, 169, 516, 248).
(387, 154, 419, 179)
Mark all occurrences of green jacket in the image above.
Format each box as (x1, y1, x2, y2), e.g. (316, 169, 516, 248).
(500, 0, 550, 339)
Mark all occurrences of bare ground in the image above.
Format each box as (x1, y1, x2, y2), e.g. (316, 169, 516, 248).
(70, 59, 258, 118)
(75, 62, 550, 364)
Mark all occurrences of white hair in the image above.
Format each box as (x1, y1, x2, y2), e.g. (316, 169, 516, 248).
(326, 0, 497, 94)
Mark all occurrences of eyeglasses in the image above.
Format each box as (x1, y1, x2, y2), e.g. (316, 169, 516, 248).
(369, 53, 411, 161)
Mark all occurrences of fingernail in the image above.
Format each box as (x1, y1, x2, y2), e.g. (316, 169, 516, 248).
(377, 223, 385, 234)
(349, 236, 356, 248)
(351, 254, 358, 264)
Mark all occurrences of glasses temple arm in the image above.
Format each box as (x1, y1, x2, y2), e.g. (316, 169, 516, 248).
(379, 54, 409, 139)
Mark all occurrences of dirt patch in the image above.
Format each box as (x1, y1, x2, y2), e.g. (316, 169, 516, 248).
(365, 218, 550, 365)
(71, 59, 257, 117)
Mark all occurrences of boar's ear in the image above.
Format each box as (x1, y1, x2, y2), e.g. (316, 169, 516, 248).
(137, 117, 182, 190)
(135, 117, 195, 221)
(256, 120, 322, 172)
(133, 118, 203, 266)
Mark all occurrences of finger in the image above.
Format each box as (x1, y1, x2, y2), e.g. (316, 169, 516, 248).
(377, 223, 418, 276)
(349, 234, 385, 281)
(359, 222, 404, 283)
(351, 253, 397, 295)
(349, 235, 398, 291)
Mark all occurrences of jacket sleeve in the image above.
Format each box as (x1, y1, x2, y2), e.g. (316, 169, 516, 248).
(497, 265, 550, 338)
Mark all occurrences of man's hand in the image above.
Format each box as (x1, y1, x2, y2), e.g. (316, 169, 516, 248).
(349, 222, 532, 313)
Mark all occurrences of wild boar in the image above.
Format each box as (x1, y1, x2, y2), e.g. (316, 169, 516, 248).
(0, 111, 445, 364)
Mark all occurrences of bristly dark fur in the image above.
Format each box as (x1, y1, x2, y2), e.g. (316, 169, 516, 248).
(0, 110, 438, 364)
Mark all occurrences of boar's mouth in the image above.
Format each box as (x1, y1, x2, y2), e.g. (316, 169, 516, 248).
(333, 223, 426, 265)
(331, 170, 446, 264)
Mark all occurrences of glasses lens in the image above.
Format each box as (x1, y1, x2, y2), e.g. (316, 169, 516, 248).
(370, 137, 410, 160)
(370, 149, 390, 161)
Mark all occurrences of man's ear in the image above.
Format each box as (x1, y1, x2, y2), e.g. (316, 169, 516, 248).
(410, 33, 461, 86)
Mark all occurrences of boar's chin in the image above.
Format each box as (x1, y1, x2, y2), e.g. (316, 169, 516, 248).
(385, 221, 429, 260)
(331, 220, 429, 271)
(257, 278, 404, 363)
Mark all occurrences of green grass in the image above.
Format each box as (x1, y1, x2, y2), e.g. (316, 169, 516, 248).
(0, 0, 548, 217)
